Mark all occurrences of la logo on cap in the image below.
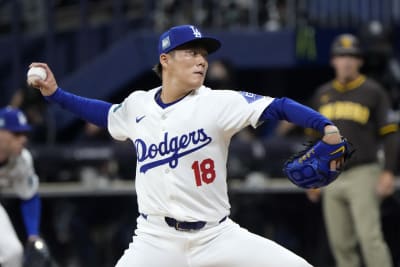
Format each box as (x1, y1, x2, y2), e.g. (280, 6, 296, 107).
(158, 24, 221, 56)
(190, 26, 202, 38)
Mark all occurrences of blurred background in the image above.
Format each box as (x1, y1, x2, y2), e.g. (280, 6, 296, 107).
(1, 0, 400, 266)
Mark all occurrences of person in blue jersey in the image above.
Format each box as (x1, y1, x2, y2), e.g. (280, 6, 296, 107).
(0, 107, 44, 267)
(29, 25, 343, 267)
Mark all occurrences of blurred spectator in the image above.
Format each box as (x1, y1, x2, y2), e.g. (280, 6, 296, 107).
(205, 59, 236, 89)
(49, 121, 129, 266)
(153, 0, 193, 31)
(76, 121, 111, 145)
(10, 88, 56, 144)
(216, 0, 250, 29)
(227, 127, 267, 180)
(359, 21, 400, 112)
(49, 197, 136, 267)
(307, 33, 398, 267)
(21, 0, 46, 34)
(75, 122, 118, 187)
(262, 0, 283, 31)
(153, 0, 252, 31)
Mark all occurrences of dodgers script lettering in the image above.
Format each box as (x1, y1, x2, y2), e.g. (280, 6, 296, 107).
(135, 129, 212, 173)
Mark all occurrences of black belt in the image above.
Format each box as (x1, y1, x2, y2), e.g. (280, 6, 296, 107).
(165, 216, 227, 231)
(141, 213, 227, 231)
(165, 217, 206, 231)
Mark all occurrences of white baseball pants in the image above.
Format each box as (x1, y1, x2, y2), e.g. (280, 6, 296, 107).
(0, 204, 23, 267)
(116, 215, 312, 267)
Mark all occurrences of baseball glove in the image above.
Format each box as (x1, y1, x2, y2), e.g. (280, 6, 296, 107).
(283, 138, 353, 189)
(23, 238, 53, 267)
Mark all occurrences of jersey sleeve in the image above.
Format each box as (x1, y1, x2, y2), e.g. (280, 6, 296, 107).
(214, 91, 274, 135)
(12, 149, 39, 200)
(374, 87, 399, 171)
(375, 87, 398, 134)
(108, 101, 128, 141)
(108, 97, 132, 141)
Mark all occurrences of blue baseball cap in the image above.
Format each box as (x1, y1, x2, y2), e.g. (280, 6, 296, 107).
(158, 25, 221, 56)
(0, 107, 31, 133)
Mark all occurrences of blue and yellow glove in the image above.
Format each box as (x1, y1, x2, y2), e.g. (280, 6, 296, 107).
(283, 138, 353, 189)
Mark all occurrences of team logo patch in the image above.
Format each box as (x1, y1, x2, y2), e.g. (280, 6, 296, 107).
(17, 112, 27, 125)
(239, 91, 264, 103)
(113, 103, 123, 113)
(162, 36, 171, 50)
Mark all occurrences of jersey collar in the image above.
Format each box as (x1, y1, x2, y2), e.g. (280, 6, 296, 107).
(332, 75, 366, 92)
(154, 88, 197, 109)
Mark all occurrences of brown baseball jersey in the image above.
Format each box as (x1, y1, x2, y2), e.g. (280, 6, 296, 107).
(313, 75, 398, 171)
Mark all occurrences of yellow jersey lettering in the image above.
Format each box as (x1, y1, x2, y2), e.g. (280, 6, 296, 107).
(319, 101, 369, 124)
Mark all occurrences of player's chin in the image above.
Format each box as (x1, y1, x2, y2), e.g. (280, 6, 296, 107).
(13, 146, 24, 155)
(190, 76, 205, 87)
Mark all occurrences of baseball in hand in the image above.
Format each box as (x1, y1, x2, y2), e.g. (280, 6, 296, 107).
(27, 67, 47, 86)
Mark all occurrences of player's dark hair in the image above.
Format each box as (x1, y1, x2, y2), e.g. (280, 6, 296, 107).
(152, 51, 177, 80)
(152, 63, 162, 80)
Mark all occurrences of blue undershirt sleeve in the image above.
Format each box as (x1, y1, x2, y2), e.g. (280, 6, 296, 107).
(20, 194, 41, 236)
(45, 87, 112, 128)
(260, 97, 332, 134)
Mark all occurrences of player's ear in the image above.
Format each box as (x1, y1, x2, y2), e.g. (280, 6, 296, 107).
(160, 53, 168, 68)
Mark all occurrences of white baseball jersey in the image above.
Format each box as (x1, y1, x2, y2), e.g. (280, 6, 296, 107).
(0, 148, 38, 267)
(0, 148, 39, 199)
(108, 86, 273, 221)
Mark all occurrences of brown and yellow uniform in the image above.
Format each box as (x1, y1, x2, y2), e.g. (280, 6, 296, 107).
(314, 75, 398, 171)
(312, 75, 398, 267)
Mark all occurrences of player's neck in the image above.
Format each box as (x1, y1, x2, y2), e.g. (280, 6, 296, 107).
(160, 90, 179, 103)
(158, 88, 194, 105)
(161, 82, 196, 103)
(336, 73, 361, 85)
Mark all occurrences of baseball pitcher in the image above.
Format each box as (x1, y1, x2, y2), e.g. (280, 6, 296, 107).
(29, 25, 348, 267)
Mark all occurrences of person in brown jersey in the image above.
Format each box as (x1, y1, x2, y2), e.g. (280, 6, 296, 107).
(307, 34, 399, 267)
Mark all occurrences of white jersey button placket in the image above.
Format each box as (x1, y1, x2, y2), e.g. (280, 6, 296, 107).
(161, 113, 167, 131)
